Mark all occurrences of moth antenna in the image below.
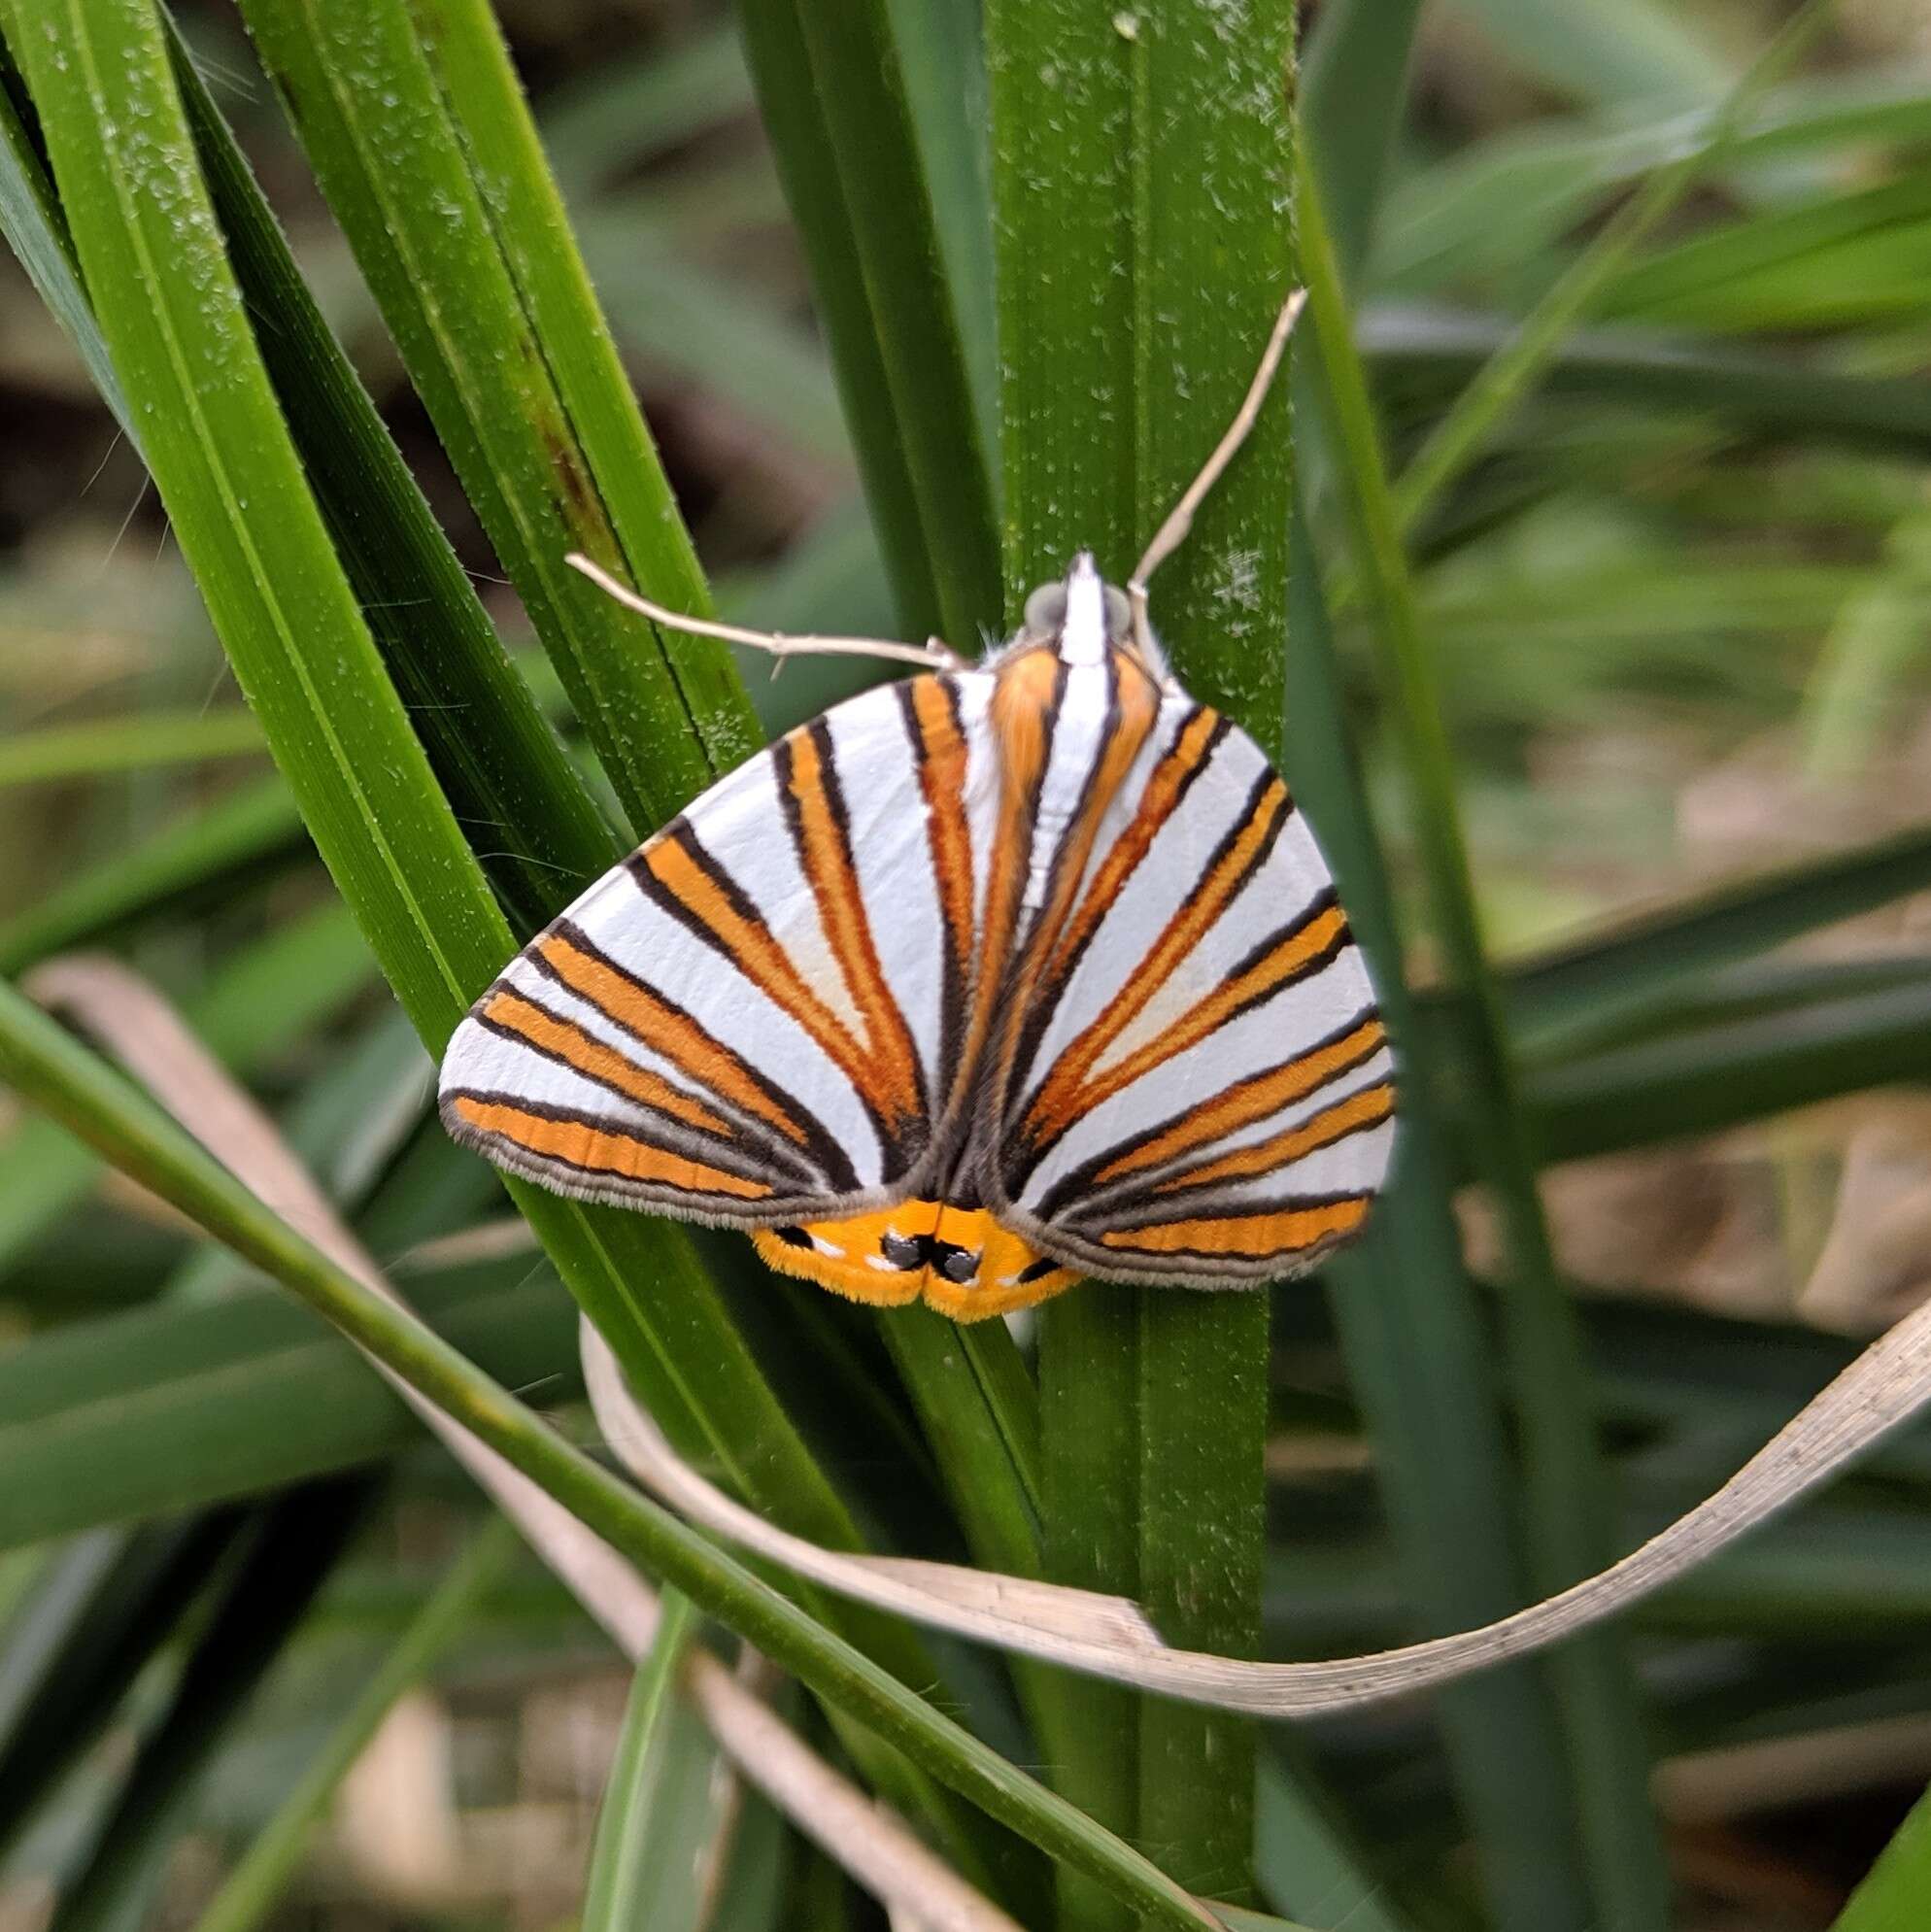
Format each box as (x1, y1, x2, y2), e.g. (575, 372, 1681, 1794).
(565, 554, 967, 673)
(1127, 288, 1305, 660)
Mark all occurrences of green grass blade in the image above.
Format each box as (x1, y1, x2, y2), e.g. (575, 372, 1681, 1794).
(1596, 171, 1931, 333)
(416, 0, 764, 780)
(1278, 503, 1600, 1926)
(881, 1314, 1040, 1580)
(234, 0, 760, 828)
(1505, 818, 1931, 1049)
(736, 0, 1001, 646)
(0, 973, 1229, 1932)
(1450, 0, 1729, 109)
(573, 218, 853, 466)
(160, 16, 622, 930)
(1830, 1778, 1931, 1930)
(1296, 126, 1670, 1923)
(12, 0, 513, 1038)
(1390, 0, 1835, 541)
(537, 23, 754, 197)
(0, 1534, 121, 1746)
(0, 1255, 573, 1551)
(0, 1511, 251, 1863)
(580, 1591, 717, 1932)
(1802, 493, 1931, 778)
(48, 1477, 379, 1932)
(0, 710, 265, 789)
(988, 1, 1297, 1915)
(191, 1516, 516, 1932)
(1299, 0, 1425, 282)
(1529, 968, 1931, 1163)
(1374, 70, 1931, 298)
(1362, 304, 1931, 465)
(0, 37, 128, 429)
(0, 777, 306, 977)
(4, 8, 616, 934)
(1254, 1757, 1415, 1932)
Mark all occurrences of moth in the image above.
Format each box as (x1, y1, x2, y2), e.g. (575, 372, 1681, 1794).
(438, 296, 1394, 1321)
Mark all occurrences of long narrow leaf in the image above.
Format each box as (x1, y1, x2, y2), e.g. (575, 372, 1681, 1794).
(1296, 126, 1670, 1921)
(736, 0, 1000, 647)
(0, 1512, 250, 1862)
(0, 1255, 573, 1550)
(1362, 305, 1931, 464)
(1390, 0, 1834, 540)
(580, 1591, 719, 1932)
(191, 1517, 516, 1932)
(987, 1, 1296, 1914)
(233, 0, 760, 816)
(1278, 504, 1600, 1927)
(49, 1477, 379, 1932)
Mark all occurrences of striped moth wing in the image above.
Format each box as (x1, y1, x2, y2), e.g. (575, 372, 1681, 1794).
(437, 612, 1393, 1303)
(437, 673, 998, 1226)
(987, 686, 1396, 1285)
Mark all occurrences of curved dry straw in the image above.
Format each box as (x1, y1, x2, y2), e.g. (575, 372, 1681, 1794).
(582, 1287, 1931, 1716)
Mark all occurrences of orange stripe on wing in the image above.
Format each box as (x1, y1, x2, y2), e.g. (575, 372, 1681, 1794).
(1033, 661, 1161, 943)
(993, 656, 1163, 1112)
(638, 833, 897, 1126)
(1092, 1014, 1387, 1185)
(483, 989, 732, 1136)
(781, 725, 924, 1127)
(908, 678, 976, 990)
(449, 1095, 771, 1200)
(1068, 899, 1348, 1126)
(1098, 1194, 1370, 1260)
(958, 648, 1061, 1073)
(1040, 702, 1220, 995)
(535, 932, 806, 1146)
(1020, 770, 1290, 1139)
(1149, 1081, 1394, 1194)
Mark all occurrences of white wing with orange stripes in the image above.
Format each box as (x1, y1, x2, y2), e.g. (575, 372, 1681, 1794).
(437, 672, 998, 1224)
(987, 696, 1395, 1283)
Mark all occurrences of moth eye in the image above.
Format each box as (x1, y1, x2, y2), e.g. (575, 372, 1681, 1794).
(880, 1231, 925, 1271)
(1022, 581, 1067, 636)
(1101, 586, 1132, 640)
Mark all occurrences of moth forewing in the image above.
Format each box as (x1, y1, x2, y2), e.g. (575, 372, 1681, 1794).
(441, 290, 1393, 1316)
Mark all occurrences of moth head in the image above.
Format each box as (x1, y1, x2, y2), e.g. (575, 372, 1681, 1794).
(1021, 553, 1132, 666)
